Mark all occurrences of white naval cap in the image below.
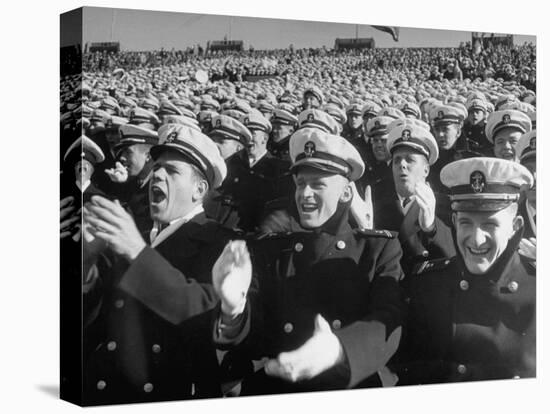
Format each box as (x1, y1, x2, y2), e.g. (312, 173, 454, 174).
(441, 157, 533, 211)
(153, 124, 227, 189)
(289, 128, 365, 182)
(386, 120, 439, 165)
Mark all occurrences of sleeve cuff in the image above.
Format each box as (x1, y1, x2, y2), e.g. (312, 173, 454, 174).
(213, 302, 251, 349)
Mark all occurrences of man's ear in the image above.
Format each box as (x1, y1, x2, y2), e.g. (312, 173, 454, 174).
(192, 179, 209, 202)
(512, 214, 524, 233)
(339, 182, 353, 203)
(451, 212, 457, 228)
(424, 161, 430, 178)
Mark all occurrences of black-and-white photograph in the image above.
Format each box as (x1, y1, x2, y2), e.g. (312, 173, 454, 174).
(59, 6, 536, 407)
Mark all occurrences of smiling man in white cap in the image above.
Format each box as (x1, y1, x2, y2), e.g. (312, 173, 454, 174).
(398, 157, 535, 385)
(486, 109, 532, 162)
(211, 127, 405, 395)
(81, 124, 233, 405)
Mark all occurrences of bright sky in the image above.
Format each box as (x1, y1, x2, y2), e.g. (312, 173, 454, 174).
(82, 7, 536, 51)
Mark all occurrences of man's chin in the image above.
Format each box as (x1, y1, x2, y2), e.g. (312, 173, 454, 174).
(149, 208, 167, 223)
(299, 214, 323, 229)
(464, 256, 494, 275)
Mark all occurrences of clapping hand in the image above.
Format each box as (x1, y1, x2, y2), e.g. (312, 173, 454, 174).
(105, 162, 129, 183)
(83, 195, 146, 262)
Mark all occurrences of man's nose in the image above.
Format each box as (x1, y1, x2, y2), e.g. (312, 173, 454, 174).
(301, 185, 314, 198)
(472, 227, 487, 247)
(152, 166, 166, 180)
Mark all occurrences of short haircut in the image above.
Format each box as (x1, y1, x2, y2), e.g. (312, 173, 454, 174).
(189, 163, 210, 198)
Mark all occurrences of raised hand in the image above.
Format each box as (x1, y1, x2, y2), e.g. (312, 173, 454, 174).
(212, 240, 252, 318)
(265, 314, 344, 382)
(349, 182, 374, 229)
(415, 182, 436, 232)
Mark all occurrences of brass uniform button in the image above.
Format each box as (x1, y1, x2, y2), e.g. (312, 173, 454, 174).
(114, 299, 125, 309)
(143, 383, 154, 393)
(459, 280, 469, 291)
(294, 243, 303, 253)
(336, 240, 346, 250)
(97, 380, 106, 390)
(508, 281, 519, 293)
(332, 319, 342, 330)
(107, 341, 117, 351)
(152, 344, 161, 354)
(457, 364, 467, 374)
(283, 322, 294, 333)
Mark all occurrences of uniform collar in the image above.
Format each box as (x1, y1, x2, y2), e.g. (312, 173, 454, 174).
(150, 204, 205, 247)
(314, 201, 352, 236)
(249, 149, 268, 167)
(397, 193, 416, 215)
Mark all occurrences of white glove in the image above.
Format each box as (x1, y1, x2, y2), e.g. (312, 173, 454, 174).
(212, 240, 252, 317)
(349, 182, 373, 229)
(265, 314, 344, 382)
(415, 182, 436, 232)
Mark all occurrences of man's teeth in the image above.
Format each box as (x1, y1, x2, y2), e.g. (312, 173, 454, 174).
(301, 203, 317, 212)
(468, 247, 490, 255)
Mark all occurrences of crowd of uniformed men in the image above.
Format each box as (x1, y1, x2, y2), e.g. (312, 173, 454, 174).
(60, 44, 536, 405)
